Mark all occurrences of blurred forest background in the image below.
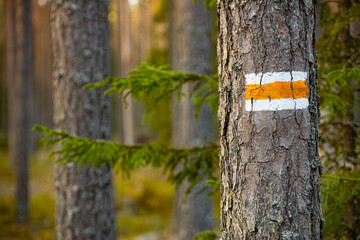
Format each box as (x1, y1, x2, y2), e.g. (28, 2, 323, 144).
(0, 0, 359, 239)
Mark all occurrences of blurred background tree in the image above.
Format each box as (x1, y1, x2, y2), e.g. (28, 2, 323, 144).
(170, 0, 215, 239)
(4, 0, 34, 224)
(317, 0, 360, 239)
(50, 0, 117, 239)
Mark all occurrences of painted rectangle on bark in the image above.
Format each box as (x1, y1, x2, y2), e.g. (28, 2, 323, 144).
(245, 72, 309, 111)
(245, 80, 308, 100)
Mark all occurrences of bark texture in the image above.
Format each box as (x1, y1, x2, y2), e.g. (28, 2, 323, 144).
(217, 0, 323, 239)
(6, 0, 34, 224)
(50, 1, 116, 239)
(171, 1, 214, 239)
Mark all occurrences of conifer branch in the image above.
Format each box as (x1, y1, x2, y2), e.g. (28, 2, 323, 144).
(84, 62, 219, 118)
(33, 125, 219, 186)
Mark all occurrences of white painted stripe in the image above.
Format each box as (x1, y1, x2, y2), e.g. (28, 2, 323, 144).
(245, 98, 309, 111)
(245, 71, 307, 85)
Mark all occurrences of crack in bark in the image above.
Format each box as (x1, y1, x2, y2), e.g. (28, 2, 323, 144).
(218, 0, 322, 239)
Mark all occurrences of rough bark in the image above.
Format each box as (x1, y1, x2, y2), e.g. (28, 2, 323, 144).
(217, 0, 323, 239)
(6, 0, 34, 224)
(171, 1, 214, 239)
(50, 1, 116, 239)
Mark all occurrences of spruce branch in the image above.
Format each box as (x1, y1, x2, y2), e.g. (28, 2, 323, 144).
(84, 62, 219, 119)
(33, 125, 219, 186)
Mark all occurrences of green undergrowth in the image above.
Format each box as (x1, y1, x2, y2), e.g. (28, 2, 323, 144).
(0, 150, 55, 240)
(114, 167, 174, 238)
(0, 134, 7, 151)
(2, 147, 359, 239)
(321, 171, 360, 240)
(0, 194, 55, 240)
(0, 150, 176, 240)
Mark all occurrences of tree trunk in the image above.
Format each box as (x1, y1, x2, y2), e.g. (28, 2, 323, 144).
(339, 0, 357, 168)
(0, 1, 9, 141)
(118, 0, 135, 145)
(339, 0, 360, 238)
(50, 1, 116, 239)
(32, 1, 53, 134)
(352, 9, 360, 133)
(0, 1, 6, 139)
(5, 0, 34, 224)
(217, 0, 323, 239)
(171, 1, 214, 239)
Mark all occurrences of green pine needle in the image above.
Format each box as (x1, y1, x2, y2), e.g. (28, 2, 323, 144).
(33, 125, 219, 187)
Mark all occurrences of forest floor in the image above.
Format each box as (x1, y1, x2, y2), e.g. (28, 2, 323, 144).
(1, 149, 359, 239)
(0, 149, 179, 240)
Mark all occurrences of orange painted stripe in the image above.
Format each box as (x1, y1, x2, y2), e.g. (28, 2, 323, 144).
(245, 80, 308, 100)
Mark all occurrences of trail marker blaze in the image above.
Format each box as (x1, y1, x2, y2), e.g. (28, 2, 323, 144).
(245, 71, 309, 111)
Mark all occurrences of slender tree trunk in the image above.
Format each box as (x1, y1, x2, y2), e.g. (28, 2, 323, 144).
(50, 1, 116, 239)
(171, 1, 214, 239)
(1, 1, 7, 139)
(352, 10, 360, 133)
(118, 0, 135, 145)
(32, 1, 53, 150)
(339, 0, 357, 168)
(217, 0, 323, 239)
(33, 1, 52, 129)
(339, 0, 360, 238)
(139, 0, 150, 61)
(5, 0, 34, 224)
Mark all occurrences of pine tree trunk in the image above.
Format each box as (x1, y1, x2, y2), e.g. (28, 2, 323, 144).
(33, 1, 53, 136)
(0, 1, 7, 139)
(6, 0, 34, 224)
(217, 0, 323, 239)
(171, 1, 214, 239)
(118, 0, 135, 145)
(50, 1, 116, 239)
(339, 0, 360, 238)
(339, 0, 357, 168)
